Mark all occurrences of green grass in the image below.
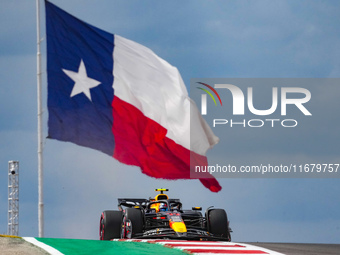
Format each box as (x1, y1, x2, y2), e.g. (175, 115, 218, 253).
(35, 238, 186, 255)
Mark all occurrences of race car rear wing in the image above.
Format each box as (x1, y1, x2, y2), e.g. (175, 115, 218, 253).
(118, 198, 182, 210)
(118, 198, 149, 210)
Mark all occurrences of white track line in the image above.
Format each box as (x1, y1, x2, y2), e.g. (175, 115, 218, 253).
(23, 237, 64, 255)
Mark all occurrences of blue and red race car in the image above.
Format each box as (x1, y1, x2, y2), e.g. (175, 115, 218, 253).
(100, 189, 231, 241)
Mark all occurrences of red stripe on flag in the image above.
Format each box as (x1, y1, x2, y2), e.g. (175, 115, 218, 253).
(111, 96, 221, 192)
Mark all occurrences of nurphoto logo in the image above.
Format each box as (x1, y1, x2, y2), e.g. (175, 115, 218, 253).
(197, 82, 312, 128)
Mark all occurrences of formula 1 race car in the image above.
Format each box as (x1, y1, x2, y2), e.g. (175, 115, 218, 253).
(100, 189, 231, 241)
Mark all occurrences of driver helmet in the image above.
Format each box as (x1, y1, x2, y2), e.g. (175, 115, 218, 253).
(159, 203, 168, 212)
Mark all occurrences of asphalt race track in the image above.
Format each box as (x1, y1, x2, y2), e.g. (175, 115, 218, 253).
(246, 242, 340, 255)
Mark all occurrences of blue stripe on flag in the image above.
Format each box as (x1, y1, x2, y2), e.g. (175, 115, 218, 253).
(46, 1, 115, 155)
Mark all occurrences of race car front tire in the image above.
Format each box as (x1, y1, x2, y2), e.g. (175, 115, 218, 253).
(207, 209, 231, 241)
(100, 210, 122, 240)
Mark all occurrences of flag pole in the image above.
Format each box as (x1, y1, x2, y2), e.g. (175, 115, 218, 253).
(36, 0, 44, 237)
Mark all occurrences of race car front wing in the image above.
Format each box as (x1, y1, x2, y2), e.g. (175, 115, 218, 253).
(134, 227, 230, 241)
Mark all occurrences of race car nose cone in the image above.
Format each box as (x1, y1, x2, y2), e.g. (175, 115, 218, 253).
(170, 222, 187, 233)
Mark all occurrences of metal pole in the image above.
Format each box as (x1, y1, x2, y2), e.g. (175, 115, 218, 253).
(8, 161, 19, 236)
(36, 0, 44, 237)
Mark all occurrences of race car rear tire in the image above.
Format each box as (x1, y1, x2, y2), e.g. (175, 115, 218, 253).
(124, 208, 143, 237)
(100, 210, 122, 240)
(207, 209, 231, 241)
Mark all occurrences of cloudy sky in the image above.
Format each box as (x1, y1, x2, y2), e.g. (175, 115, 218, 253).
(1, 0, 340, 244)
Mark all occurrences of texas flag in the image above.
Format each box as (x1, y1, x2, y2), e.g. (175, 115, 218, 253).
(45, 1, 221, 192)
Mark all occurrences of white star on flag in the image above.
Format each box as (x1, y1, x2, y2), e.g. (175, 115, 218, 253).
(62, 59, 101, 101)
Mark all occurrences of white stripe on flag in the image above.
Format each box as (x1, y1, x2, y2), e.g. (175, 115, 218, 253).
(113, 35, 219, 155)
